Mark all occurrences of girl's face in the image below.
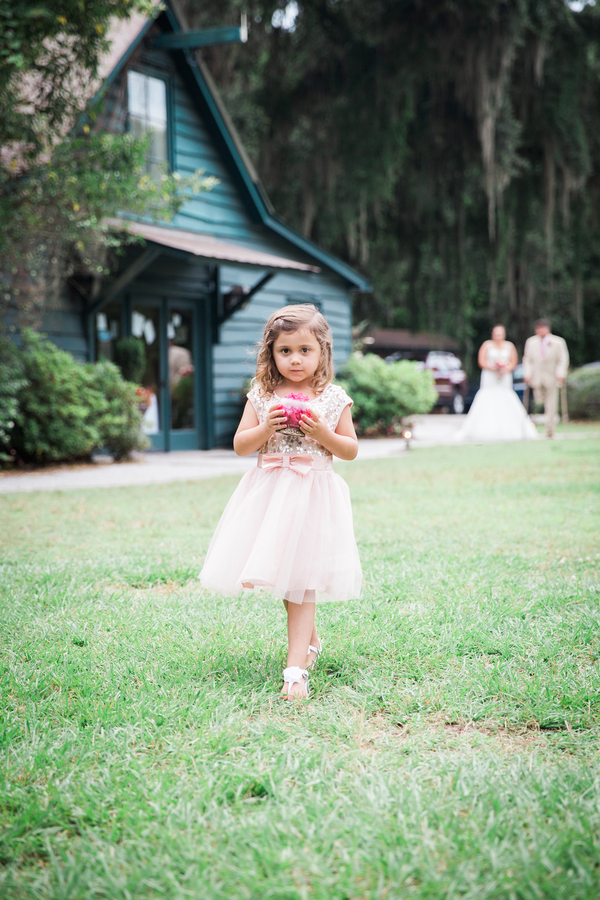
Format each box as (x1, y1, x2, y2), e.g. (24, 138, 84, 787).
(492, 326, 506, 342)
(272, 328, 321, 386)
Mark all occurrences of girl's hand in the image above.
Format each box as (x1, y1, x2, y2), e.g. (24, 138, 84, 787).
(266, 404, 287, 435)
(234, 400, 287, 456)
(299, 409, 329, 441)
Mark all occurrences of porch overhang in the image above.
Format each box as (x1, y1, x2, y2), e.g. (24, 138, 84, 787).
(105, 219, 321, 274)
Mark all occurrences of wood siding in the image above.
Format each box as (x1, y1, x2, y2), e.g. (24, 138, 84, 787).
(130, 253, 212, 304)
(215, 267, 352, 445)
(41, 295, 88, 361)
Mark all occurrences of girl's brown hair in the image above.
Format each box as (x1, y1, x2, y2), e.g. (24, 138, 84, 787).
(254, 304, 334, 393)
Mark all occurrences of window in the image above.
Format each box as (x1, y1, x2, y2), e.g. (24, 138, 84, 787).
(127, 70, 168, 174)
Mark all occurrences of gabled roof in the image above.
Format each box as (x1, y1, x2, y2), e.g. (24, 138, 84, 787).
(96, 0, 370, 291)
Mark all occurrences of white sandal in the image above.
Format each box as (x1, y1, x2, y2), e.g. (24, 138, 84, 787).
(306, 638, 322, 671)
(281, 666, 309, 699)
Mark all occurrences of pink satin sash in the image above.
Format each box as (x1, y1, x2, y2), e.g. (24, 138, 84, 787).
(258, 453, 333, 475)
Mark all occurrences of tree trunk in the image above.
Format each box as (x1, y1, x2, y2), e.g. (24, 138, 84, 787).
(544, 140, 555, 301)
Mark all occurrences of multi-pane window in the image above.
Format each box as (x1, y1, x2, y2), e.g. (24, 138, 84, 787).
(127, 70, 168, 174)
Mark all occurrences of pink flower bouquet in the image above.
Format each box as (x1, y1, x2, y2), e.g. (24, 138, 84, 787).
(277, 392, 312, 433)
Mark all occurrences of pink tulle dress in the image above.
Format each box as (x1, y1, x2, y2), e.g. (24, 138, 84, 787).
(199, 383, 362, 604)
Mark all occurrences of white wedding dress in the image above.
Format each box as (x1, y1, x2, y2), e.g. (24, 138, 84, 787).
(458, 345, 538, 443)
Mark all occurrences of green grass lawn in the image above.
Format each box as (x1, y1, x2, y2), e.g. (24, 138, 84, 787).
(1, 436, 599, 899)
(534, 419, 600, 435)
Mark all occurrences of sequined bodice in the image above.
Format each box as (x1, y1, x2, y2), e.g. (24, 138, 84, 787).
(247, 383, 353, 458)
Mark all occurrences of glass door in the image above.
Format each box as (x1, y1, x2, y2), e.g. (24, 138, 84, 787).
(167, 304, 199, 450)
(127, 299, 200, 451)
(131, 302, 165, 450)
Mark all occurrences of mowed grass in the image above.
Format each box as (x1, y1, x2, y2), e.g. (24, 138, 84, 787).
(1, 436, 599, 900)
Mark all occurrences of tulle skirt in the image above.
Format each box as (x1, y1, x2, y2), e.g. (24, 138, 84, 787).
(200, 466, 362, 603)
(458, 372, 538, 443)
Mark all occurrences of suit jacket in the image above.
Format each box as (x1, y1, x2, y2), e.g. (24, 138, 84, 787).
(522, 334, 569, 388)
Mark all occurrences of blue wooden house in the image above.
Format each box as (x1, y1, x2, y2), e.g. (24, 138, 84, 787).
(42, 0, 368, 450)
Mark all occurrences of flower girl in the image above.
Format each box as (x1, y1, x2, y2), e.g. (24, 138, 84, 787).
(200, 304, 362, 698)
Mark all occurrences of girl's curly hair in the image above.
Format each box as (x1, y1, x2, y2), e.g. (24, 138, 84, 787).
(254, 304, 334, 394)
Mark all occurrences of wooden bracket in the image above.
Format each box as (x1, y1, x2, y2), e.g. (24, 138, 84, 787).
(87, 246, 161, 317)
(154, 16, 247, 51)
(219, 272, 274, 324)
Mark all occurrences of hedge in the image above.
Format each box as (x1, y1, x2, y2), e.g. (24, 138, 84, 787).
(0, 331, 148, 465)
(338, 354, 437, 435)
(567, 365, 600, 420)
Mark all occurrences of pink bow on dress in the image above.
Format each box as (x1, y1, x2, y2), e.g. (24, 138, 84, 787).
(259, 454, 314, 475)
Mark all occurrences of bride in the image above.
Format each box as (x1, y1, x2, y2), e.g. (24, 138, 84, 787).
(458, 325, 538, 443)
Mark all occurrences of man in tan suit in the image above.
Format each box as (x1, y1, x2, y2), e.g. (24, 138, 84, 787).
(523, 318, 569, 438)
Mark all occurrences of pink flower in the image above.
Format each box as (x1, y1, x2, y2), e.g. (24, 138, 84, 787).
(280, 392, 312, 427)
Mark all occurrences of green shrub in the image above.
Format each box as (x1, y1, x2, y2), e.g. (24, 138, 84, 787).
(9, 331, 147, 464)
(89, 360, 149, 459)
(113, 337, 146, 384)
(12, 331, 101, 462)
(338, 353, 437, 434)
(0, 337, 27, 462)
(567, 365, 600, 419)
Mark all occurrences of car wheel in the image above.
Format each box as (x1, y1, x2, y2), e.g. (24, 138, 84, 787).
(452, 392, 465, 414)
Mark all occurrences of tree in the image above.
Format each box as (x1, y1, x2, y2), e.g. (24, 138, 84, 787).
(0, 0, 152, 156)
(0, 1, 216, 327)
(180, 0, 600, 370)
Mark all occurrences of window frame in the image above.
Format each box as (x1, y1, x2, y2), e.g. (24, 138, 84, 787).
(125, 65, 174, 172)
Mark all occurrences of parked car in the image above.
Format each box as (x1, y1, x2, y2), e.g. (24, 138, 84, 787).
(411, 351, 469, 414)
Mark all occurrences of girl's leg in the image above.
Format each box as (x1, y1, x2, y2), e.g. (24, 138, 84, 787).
(305, 590, 320, 666)
(282, 594, 320, 668)
(282, 593, 316, 697)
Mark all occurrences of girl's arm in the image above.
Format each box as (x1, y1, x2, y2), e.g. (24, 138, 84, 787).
(299, 405, 358, 461)
(507, 342, 518, 372)
(478, 341, 490, 370)
(233, 401, 286, 456)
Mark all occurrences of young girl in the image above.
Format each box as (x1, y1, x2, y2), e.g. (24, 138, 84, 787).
(200, 304, 362, 699)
